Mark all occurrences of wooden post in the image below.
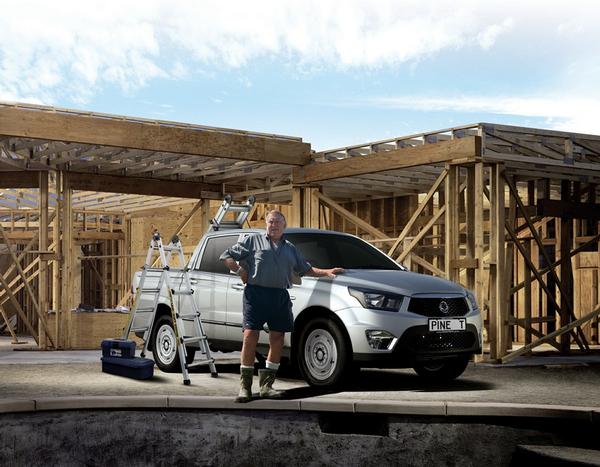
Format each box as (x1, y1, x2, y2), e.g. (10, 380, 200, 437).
(445, 164, 459, 282)
(489, 163, 506, 360)
(465, 165, 476, 291)
(302, 187, 320, 229)
(53, 171, 62, 348)
(290, 187, 302, 227)
(560, 180, 573, 353)
(474, 162, 485, 312)
(504, 176, 517, 352)
(61, 172, 74, 349)
(38, 171, 50, 348)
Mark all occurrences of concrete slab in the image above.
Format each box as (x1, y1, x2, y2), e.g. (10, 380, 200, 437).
(0, 399, 35, 414)
(514, 445, 600, 466)
(300, 398, 355, 413)
(446, 401, 595, 421)
(355, 400, 446, 416)
(35, 395, 168, 411)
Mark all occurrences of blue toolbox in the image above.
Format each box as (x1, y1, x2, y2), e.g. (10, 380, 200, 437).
(101, 356, 155, 380)
(101, 338, 137, 359)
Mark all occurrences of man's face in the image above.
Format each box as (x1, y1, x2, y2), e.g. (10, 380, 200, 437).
(266, 213, 286, 241)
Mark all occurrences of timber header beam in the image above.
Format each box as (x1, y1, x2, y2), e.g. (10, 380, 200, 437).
(293, 136, 481, 184)
(67, 172, 223, 199)
(0, 104, 311, 166)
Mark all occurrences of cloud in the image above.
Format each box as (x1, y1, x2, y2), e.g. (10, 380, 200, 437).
(357, 94, 600, 135)
(0, 0, 520, 104)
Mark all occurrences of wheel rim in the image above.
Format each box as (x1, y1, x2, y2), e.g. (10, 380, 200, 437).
(156, 323, 177, 365)
(304, 328, 338, 381)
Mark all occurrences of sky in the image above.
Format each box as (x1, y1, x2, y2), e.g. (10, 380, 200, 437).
(1, 0, 600, 151)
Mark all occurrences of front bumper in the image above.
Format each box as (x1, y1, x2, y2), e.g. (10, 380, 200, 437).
(354, 324, 481, 367)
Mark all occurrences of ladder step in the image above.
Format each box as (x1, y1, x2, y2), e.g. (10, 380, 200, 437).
(163, 246, 183, 252)
(139, 288, 161, 293)
(183, 336, 207, 344)
(173, 290, 193, 296)
(217, 220, 242, 226)
(131, 307, 155, 313)
(225, 205, 252, 212)
(179, 314, 199, 320)
(146, 268, 165, 273)
(167, 268, 188, 273)
(187, 359, 215, 369)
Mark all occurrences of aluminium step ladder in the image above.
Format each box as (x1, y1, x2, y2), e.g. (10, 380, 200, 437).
(209, 194, 256, 231)
(123, 230, 218, 385)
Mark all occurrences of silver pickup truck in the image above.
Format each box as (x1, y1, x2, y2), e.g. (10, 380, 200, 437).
(133, 228, 482, 387)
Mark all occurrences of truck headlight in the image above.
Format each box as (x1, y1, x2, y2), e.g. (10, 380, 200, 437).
(465, 289, 478, 311)
(365, 330, 397, 350)
(348, 287, 404, 312)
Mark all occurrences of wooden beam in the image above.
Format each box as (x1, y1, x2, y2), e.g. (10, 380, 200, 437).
(502, 304, 600, 363)
(398, 207, 446, 263)
(0, 170, 40, 188)
(410, 253, 446, 277)
(387, 169, 447, 257)
(537, 199, 600, 220)
(315, 192, 388, 239)
(74, 231, 125, 241)
(293, 136, 481, 184)
(0, 106, 311, 165)
(67, 172, 221, 199)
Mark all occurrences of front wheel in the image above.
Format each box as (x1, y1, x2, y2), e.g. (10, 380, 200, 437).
(296, 317, 351, 387)
(413, 355, 470, 382)
(151, 315, 193, 373)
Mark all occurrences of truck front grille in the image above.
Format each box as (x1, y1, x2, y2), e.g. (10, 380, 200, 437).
(407, 297, 469, 317)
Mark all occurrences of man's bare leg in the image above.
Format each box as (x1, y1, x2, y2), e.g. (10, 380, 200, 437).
(241, 329, 260, 366)
(267, 331, 285, 364)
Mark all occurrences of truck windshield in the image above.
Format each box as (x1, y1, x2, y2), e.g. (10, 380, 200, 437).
(285, 233, 402, 270)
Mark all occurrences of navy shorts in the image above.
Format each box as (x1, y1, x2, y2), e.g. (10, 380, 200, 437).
(242, 284, 294, 332)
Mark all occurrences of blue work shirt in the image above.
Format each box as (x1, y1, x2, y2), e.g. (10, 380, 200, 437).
(219, 233, 312, 289)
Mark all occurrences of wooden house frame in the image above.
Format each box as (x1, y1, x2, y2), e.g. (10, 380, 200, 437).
(1, 102, 599, 362)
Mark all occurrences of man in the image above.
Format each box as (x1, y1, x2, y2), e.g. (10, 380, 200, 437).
(220, 209, 343, 402)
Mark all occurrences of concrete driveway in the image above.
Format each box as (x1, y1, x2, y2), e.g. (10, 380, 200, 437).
(2, 337, 600, 407)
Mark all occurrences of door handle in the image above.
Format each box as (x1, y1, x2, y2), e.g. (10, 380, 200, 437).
(289, 295, 296, 300)
(190, 279, 198, 285)
(231, 283, 245, 290)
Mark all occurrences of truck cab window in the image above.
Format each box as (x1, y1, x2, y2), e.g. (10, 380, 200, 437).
(197, 235, 238, 274)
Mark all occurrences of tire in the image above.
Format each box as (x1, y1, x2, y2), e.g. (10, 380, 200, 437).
(296, 317, 351, 387)
(151, 315, 185, 373)
(413, 355, 470, 382)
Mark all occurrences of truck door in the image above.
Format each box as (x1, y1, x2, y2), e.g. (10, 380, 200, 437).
(191, 234, 239, 341)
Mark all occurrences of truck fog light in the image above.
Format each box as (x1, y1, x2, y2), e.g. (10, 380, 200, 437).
(365, 330, 396, 350)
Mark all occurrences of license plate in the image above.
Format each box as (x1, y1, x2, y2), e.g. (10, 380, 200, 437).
(428, 318, 466, 332)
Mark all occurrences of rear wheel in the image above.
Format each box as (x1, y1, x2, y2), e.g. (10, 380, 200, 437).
(413, 355, 470, 382)
(296, 317, 351, 387)
(151, 315, 193, 372)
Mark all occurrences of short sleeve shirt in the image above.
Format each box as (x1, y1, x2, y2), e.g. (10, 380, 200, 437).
(219, 233, 311, 289)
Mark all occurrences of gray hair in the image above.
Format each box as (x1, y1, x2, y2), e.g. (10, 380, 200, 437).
(265, 209, 286, 223)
